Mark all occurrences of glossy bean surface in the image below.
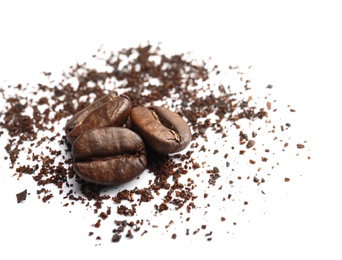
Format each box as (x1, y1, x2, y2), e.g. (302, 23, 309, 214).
(72, 127, 147, 185)
(65, 93, 131, 144)
(130, 106, 191, 153)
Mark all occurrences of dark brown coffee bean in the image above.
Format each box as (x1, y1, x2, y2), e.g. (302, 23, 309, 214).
(65, 93, 132, 144)
(72, 127, 147, 185)
(130, 106, 191, 154)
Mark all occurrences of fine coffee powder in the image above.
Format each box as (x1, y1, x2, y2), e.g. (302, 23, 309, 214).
(0, 44, 310, 243)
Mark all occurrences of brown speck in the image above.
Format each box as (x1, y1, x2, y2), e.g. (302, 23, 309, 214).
(112, 234, 121, 242)
(93, 219, 101, 228)
(246, 140, 255, 149)
(99, 212, 108, 220)
(16, 189, 27, 203)
(266, 101, 272, 110)
(126, 230, 134, 239)
(297, 144, 305, 149)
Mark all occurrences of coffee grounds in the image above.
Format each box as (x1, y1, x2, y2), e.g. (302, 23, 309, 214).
(0, 43, 310, 243)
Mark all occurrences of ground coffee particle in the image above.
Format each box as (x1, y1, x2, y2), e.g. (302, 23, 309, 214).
(99, 212, 108, 220)
(246, 140, 256, 149)
(93, 219, 101, 228)
(42, 194, 53, 203)
(125, 230, 134, 239)
(16, 189, 27, 203)
(112, 234, 121, 242)
(297, 144, 305, 149)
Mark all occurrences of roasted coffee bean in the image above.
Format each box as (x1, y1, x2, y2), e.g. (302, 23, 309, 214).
(72, 127, 147, 185)
(130, 106, 191, 154)
(65, 93, 132, 144)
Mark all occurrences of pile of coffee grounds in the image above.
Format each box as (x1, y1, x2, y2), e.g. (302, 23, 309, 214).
(0, 43, 310, 243)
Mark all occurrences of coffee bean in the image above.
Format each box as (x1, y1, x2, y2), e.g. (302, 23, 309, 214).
(65, 93, 132, 144)
(72, 127, 147, 185)
(130, 106, 191, 154)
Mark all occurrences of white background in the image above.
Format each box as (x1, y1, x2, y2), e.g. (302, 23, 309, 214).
(1, 0, 342, 259)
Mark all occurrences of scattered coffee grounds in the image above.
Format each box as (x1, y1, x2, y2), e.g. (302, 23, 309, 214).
(0, 43, 311, 243)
